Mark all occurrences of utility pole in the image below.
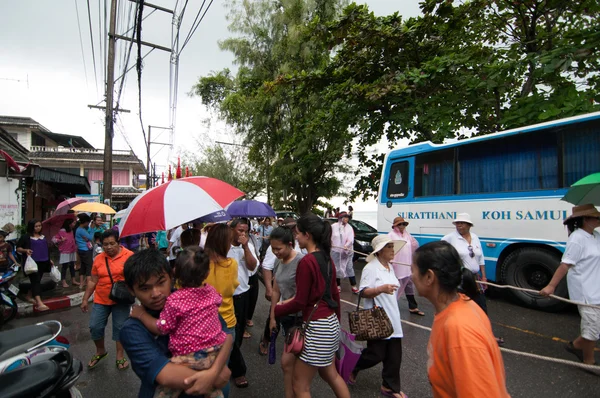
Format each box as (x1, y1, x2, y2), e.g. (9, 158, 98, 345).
(103, 0, 118, 204)
(147, 125, 172, 190)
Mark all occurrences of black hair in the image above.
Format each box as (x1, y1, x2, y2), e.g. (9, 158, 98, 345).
(26, 219, 40, 236)
(230, 217, 250, 229)
(61, 218, 74, 232)
(296, 213, 332, 259)
(270, 226, 294, 246)
(124, 249, 172, 289)
(205, 223, 231, 259)
(414, 241, 478, 300)
(565, 217, 583, 236)
(78, 214, 91, 224)
(101, 228, 119, 243)
(180, 228, 201, 248)
(174, 246, 210, 288)
(93, 231, 102, 241)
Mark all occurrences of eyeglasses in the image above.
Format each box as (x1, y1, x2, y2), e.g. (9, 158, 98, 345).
(468, 245, 475, 258)
(394, 223, 409, 227)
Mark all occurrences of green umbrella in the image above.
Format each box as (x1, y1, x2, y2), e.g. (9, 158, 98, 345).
(561, 172, 600, 206)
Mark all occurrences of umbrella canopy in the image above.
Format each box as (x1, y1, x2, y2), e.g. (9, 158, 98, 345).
(42, 213, 76, 239)
(114, 209, 128, 219)
(118, 176, 244, 237)
(562, 172, 600, 206)
(192, 210, 231, 224)
(54, 197, 87, 216)
(72, 202, 116, 214)
(227, 200, 276, 218)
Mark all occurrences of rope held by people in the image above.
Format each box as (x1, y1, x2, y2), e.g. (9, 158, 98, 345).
(335, 245, 600, 310)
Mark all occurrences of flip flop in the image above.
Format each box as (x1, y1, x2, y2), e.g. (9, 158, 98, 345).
(246, 320, 254, 327)
(88, 352, 108, 369)
(243, 331, 252, 339)
(234, 376, 249, 388)
(35, 304, 50, 312)
(116, 358, 129, 370)
(496, 337, 505, 346)
(408, 309, 425, 316)
(258, 341, 268, 356)
(347, 371, 357, 386)
(380, 387, 408, 398)
(565, 341, 584, 362)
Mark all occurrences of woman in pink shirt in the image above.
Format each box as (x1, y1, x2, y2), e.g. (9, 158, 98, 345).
(53, 218, 80, 288)
(131, 247, 228, 398)
(389, 217, 424, 316)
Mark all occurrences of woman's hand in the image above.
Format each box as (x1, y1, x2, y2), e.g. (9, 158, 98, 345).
(24, 249, 33, 256)
(130, 304, 146, 320)
(80, 301, 89, 313)
(378, 284, 399, 295)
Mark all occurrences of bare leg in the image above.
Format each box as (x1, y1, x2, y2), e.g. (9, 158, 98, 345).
(89, 338, 107, 367)
(116, 341, 125, 360)
(318, 362, 351, 398)
(292, 359, 318, 398)
(281, 352, 296, 398)
(573, 336, 596, 364)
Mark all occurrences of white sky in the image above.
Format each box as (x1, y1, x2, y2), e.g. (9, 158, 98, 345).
(0, 0, 422, 212)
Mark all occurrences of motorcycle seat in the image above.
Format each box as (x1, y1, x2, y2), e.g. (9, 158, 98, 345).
(0, 323, 54, 361)
(0, 359, 62, 398)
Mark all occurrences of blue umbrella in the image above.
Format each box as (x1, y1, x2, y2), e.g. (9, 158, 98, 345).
(227, 200, 276, 218)
(192, 210, 232, 224)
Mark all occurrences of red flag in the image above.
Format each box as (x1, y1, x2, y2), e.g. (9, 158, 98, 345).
(176, 157, 182, 179)
(0, 150, 28, 173)
(161, 172, 165, 184)
(168, 165, 173, 181)
(185, 166, 190, 177)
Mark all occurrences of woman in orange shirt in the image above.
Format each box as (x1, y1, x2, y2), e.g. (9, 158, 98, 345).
(410, 241, 510, 398)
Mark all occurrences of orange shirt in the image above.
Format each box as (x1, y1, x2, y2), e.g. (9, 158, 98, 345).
(428, 294, 510, 398)
(91, 246, 134, 305)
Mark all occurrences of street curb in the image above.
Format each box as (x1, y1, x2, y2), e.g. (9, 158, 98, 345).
(17, 291, 93, 316)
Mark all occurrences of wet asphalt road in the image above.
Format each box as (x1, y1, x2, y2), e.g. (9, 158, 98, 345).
(3, 259, 599, 398)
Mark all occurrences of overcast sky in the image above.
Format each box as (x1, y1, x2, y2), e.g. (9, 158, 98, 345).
(0, 0, 422, 211)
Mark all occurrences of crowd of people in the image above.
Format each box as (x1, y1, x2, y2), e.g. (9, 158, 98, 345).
(4, 201, 599, 398)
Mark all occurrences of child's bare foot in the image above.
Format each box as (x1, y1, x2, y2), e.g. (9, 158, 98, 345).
(62, 281, 69, 288)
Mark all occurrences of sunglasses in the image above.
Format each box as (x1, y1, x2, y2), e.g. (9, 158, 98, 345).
(468, 245, 475, 258)
(394, 223, 409, 227)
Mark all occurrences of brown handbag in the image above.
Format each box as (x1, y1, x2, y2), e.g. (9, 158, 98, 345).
(348, 290, 394, 341)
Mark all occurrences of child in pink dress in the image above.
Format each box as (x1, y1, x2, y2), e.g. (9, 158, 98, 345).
(131, 247, 227, 398)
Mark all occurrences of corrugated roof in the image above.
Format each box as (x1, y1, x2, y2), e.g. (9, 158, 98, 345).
(0, 126, 31, 163)
(0, 115, 94, 149)
(0, 116, 49, 131)
(34, 167, 91, 193)
(29, 149, 142, 164)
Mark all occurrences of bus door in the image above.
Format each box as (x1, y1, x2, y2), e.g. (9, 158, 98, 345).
(380, 157, 414, 227)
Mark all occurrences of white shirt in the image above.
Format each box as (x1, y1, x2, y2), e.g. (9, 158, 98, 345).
(229, 241, 258, 295)
(168, 227, 183, 260)
(359, 257, 403, 339)
(442, 231, 485, 274)
(262, 240, 305, 271)
(562, 229, 600, 304)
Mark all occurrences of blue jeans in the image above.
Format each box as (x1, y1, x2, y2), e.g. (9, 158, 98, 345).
(89, 302, 130, 341)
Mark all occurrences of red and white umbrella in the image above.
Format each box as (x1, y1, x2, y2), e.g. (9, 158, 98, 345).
(118, 176, 244, 237)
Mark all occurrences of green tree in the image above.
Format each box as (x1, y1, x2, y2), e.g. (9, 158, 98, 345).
(192, 0, 351, 214)
(281, 1, 600, 201)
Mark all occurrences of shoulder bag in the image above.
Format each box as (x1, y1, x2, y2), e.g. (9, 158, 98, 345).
(105, 257, 135, 305)
(348, 289, 393, 341)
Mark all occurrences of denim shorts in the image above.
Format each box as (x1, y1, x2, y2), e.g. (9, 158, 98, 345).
(89, 302, 130, 341)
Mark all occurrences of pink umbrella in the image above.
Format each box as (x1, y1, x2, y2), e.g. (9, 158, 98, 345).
(42, 213, 76, 240)
(54, 197, 86, 216)
(118, 176, 244, 237)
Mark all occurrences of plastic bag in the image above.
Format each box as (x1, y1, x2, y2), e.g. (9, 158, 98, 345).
(50, 265, 61, 283)
(24, 256, 38, 275)
(335, 329, 364, 383)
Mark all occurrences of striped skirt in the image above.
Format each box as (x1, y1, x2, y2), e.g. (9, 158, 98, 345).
(299, 313, 340, 367)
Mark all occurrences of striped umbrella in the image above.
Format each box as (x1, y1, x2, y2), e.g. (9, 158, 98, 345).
(118, 176, 244, 237)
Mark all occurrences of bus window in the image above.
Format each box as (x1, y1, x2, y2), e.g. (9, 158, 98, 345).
(459, 132, 559, 194)
(562, 122, 600, 186)
(415, 149, 455, 196)
(386, 161, 409, 199)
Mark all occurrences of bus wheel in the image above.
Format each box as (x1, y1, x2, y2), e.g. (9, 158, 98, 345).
(501, 248, 568, 312)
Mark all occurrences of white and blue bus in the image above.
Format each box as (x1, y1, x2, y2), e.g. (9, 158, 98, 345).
(378, 112, 600, 310)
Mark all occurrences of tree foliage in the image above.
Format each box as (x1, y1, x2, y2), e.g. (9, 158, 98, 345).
(192, 0, 351, 214)
(280, 0, 600, 201)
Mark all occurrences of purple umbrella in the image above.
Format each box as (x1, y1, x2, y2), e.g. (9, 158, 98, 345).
(227, 200, 276, 218)
(54, 197, 87, 216)
(192, 210, 231, 224)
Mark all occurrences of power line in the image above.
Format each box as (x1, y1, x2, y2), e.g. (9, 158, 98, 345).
(85, 0, 99, 94)
(135, 0, 148, 147)
(74, 0, 91, 95)
(180, 0, 214, 52)
(115, 0, 138, 111)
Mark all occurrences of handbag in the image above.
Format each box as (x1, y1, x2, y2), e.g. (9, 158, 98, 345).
(284, 292, 324, 355)
(348, 290, 394, 341)
(50, 265, 61, 283)
(105, 258, 135, 304)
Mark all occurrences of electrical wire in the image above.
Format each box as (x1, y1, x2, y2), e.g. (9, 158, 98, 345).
(180, 0, 214, 52)
(85, 0, 99, 95)
(135, 0, 148, 146)
(74, 0, 92, 95)
(115, 0, 139, 112)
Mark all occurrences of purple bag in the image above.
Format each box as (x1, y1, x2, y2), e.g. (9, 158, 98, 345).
(335, 329, 363, 382)
(268, 330, 277, 365)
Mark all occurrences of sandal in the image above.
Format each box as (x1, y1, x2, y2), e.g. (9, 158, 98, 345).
(116, 358, 129, 370)
(347, 371, 357, 386)
(246, 320, 254, 327)
(88, 352, 108, 369)
(243, 331, 252, 339)
(565, 341, 584, 362)
(496, 337, 505, 346)
(258, 341, 268, 356)
(408, 309, 425, 316)
(35, 304, 50, 312)
(234, 376, 249, 388)
(380, 387, 408, 398)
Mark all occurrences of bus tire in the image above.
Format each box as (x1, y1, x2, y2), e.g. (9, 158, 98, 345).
(500, 247, 568, 312)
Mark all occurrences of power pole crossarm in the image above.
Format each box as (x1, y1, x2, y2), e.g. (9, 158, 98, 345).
(111, 34, 172, 53)
(88, 105, 130, 113)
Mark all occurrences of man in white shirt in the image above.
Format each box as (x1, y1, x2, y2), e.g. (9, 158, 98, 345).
(227, 218, 258, 388)
(166, 223, 189, 266)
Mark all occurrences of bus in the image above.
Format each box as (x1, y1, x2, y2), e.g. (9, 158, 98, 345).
(378, 112, 600, 310)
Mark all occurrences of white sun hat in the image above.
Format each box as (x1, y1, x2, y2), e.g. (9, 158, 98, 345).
(453, 213, 474, 226)
(366, 235, 406, 263)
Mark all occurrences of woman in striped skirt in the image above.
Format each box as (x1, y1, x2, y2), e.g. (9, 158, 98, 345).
(275, 214, 350, 398)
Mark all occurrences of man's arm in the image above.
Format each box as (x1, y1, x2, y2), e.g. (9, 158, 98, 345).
(240, 234, 258, 271)
(263, 269, 273, 301)
(80, 275, 99, 312)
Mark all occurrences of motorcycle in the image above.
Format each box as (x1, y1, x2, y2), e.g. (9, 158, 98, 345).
(0, 320, 70, 373)
(0, 350, 83, 398)
(0, 263, 20, 325)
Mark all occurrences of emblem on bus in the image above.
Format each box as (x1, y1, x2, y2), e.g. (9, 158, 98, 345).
(394, 170, 402, 185)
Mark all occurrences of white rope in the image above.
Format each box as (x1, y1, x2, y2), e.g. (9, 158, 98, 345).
(335, 245, 600, 310)
(339, 298, 600, 372)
